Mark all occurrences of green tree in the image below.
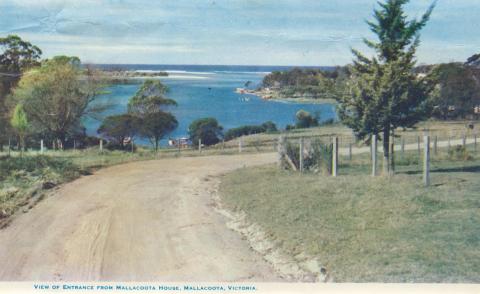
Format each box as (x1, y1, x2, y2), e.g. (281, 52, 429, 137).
(128, 80, 177, 115)
(337, 0, 436, 175)
(97, 114, 141, 149)
(10, 104, 29, 154)
(261, 121, 278, 133)
(430, 63, 480, 119)
(189, 118, 223, 146)
(139, 112, 178, 151)
(126, 79, 179, 151)
(0, 35, 42, 150)
(10, 56, 106, 148)
(295, 110, 319, 129)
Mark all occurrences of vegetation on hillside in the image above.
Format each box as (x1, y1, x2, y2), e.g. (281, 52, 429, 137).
(224, 121, 277, 141)
(430, 62, 480, 120)
(0, 155, 82, 221)
(261, 66, 350, 100)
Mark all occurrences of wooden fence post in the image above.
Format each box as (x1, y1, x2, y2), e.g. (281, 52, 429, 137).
(423, 135, 430, 187)
(299, 137, 304, 173)
(417, 136, 421, 156)
(401, 137, 405, 158)
(462, 134, 467, 149)
(433, 136, 438, 156)
(222, 139, 225, 150)
(198, 139, 202, 152)
(371, 134, 377, 177)
(332, 137, 338, 177)
(348, 143, 352, 161)
(99, 139, 103, 152)
(277, 136, 286, 168)
(73, 139, 76, 151)
(475, 134, 478, 152)
(448, 136, 451, 152)
(389, 137, 395, 176)
(8, 138, 11, 156)
(40, 139, 44, 154)
(238, 138, 243, 153)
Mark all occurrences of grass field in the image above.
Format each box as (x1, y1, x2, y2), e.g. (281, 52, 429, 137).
(224, 120, 478, 148)
(219, 150, 480, 282)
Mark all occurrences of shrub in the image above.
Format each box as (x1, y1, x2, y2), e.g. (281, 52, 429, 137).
(448, 145, 473, 161)
(224, 121, 278, 141)
(261, 121, 278, 133)
(189, 118, 223, 146)
(283, 139, 332, 174)
(295, 110, 319, 129)
(0, 155, 79, 181)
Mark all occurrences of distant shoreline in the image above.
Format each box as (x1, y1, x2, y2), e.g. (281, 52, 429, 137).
(98, 70, 168, 84)
(235, 88, 336, 105)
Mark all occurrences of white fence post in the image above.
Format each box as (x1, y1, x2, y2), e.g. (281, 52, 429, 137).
(299, 137, 304, 173)
(423, 135, 430, 187)
(462, 134, 467, 149)
(332, 137, 338, 177)
(238, 138, 243, 153)
(372, 134, 377, 177)
(40, 139, 44, 154)
(198, 139, 202, 152)
(99, 139, 103, 152)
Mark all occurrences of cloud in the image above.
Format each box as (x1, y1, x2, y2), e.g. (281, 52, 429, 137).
(0, 0, 478, 65)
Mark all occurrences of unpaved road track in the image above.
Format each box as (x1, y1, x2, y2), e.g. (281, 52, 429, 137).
(0, 153, 280, 281)
(0, 138, 468, 281)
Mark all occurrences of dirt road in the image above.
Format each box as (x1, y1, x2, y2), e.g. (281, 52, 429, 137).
(0, 153, 280, 281)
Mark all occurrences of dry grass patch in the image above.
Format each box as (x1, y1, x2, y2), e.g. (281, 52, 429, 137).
(220, 160, 480, 282)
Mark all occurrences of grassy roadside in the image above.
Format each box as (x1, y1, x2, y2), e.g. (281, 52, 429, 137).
(0, 148, 158, 224)
(219, 155, 480, 282)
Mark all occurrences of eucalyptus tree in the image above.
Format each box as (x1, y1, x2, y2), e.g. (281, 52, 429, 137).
(11, 56, 107, 148)
(127, 79, 178, 150)
(0, 35, 42, 150)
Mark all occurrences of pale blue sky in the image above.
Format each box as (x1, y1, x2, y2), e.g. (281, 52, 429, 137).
(0, 0, 478, 66)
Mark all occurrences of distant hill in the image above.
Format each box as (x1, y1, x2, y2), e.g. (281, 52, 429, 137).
(466, 53, 480, 67)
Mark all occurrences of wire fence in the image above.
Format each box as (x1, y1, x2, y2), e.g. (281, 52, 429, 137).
(279, 131, 479, 186)
(1, 130, 478, 183)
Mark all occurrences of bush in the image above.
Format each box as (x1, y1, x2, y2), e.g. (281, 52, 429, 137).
(189, 118, 223, 146)
(0, 155, 79, 181)
(224, 121, 278, 141)
(284, 139, 333, 174)
(295, 110, 319, 129)
(448, 145, 473, 161)
(320, 118, 335, 126)
(261, 121, 278, 133)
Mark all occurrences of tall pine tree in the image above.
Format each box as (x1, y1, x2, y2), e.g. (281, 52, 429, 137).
(337, 0, 436, 175)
